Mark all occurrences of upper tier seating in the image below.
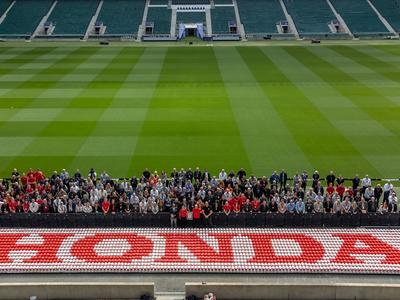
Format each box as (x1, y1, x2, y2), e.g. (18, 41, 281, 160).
(172, 0, 210, 4)
(370, 0, 400, 32)
(214, 0, 232, 4)
(177, 11, 206, 24)
(97, 0, 145, 35)
(283, 0, 336, 34)
(146, 7, 171, 34)
(211, 6, 236, 34)
(48, 0, 99, 36)
(330, 0, 389, 35)
(0, 0, 12, 16)
(149, 0, 168, 4)
(0, 0, 53, 37)
(237, 0, 286, 35)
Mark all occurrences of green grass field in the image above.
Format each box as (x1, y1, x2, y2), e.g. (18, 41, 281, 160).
(0, 43, 399, 179)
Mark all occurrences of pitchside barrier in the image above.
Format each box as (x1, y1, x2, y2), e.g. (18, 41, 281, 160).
(185, 282, 400, 300)
(1, 228, 400, 274)
(0, 212, 399, 228)
(0, 282, 154, 300)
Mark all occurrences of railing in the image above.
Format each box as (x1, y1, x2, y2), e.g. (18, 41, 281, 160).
(0, 212, 399, 228)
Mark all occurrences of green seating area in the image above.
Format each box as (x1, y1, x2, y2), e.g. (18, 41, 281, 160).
(0, 0, 12, 16)
(211, 6, 236, 34)
(177, 12, 205, 24)
(283, 0, 335, 34)
(48, 0, 99, 36)
(146, 7, 171, 34)
(172, 0, 210, 4)
(330, 0, 389, 35)
(237, 0, 286, 34)
(97, 0, 145, 35)
(149, 0, 168, 5)
(371, 0, 400, 32)
(0, 0, 52, 37)
(214, 0, 232, 4)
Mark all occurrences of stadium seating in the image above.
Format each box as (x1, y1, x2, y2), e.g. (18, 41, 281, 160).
(0, 0, 53, 38)
(0, 228, 399, 274)
(214, 0, 232, 4)
(0, 0, 12, 16)
(211, 7, 236, 34)
(370, 0, 400, 32)
(150, 0, 168, 4)
(97, 0, 145, 36)
(177, 11, 206, 24)
(236, 0, 286, 35)
(172, 0, 210, 4)
(330, 0, 389, 36)
(283, 0, 336, 35)
(146, 7, 171, 34)
(48, 0, 99, 36)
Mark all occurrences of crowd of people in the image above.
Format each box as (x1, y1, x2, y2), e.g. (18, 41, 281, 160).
(0, 167, 398, 226)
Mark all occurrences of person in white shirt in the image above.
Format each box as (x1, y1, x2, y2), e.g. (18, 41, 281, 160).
(388, 191, 398, 212)
(219, 169, 227, 181)
(361, 175, 371, 191)
(58, 202, 67, 214)
(83, 202, 93, 213)
(29, 201, 39, 213)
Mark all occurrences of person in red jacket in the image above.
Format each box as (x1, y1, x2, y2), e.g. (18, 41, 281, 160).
(179, 204, 188, 228)
(223, 201, 231, 216)
(326, 183, 335, 196)
(102, 198, 110, 214)
(8, 198, 17, 213)
(251, 198, 260, 212)
(192, 204, 201, 227)
(336, 184, 345, 200)
(23, 200, 30, 213)
(34, 169, 45, 183)
(237, 193, 247, 209)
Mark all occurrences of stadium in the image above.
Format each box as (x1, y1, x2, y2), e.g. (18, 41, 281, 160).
(1, 0, 400, 299)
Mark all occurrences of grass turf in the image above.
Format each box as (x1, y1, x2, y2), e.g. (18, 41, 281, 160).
(0, 43, 399, 179)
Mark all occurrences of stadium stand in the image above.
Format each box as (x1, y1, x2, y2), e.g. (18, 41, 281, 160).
(283, 0, 337, 35)
(214, 0, 232, 4)
(177, 11, 206, 24)
(96, 0, 145, 36)
(149, 0, 168, 5)
(330, 0, 390, 36)
(0, 0, 53, 38)
(47, 0, 99, 37)
(0, 0, 12, 17)
(172, 0, 210, 4)
(1, 228, 400, 274)
(211, 6, 236, 34)
(370, 0, 400, 32)
(236, 0, 289, 37)
(146, 6, 171, 34)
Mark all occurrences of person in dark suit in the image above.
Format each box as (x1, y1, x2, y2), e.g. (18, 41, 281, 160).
(326, 171, 336, 187)
(279, 169, 287, 191)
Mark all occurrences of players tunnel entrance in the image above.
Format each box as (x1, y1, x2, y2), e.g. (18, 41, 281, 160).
(178, 23, 205, 40)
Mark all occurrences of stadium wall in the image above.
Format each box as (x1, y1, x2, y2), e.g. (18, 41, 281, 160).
(0, 282, 154, 300)
(186, 282, 400, 300)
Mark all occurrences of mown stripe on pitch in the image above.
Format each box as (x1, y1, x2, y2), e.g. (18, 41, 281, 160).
(130, 47, 252, 175)
(330, 45, 400, 84)
(295, 46, 400, 140)
(0, 47, 87, 125)
(267, 46, 386, 177)
(0, 47, 108, 177)
(374, 45, 400, 57)
(238, 46, 374, 176)
(214, 47, 313, 176)
(67, 47, 147, 176)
